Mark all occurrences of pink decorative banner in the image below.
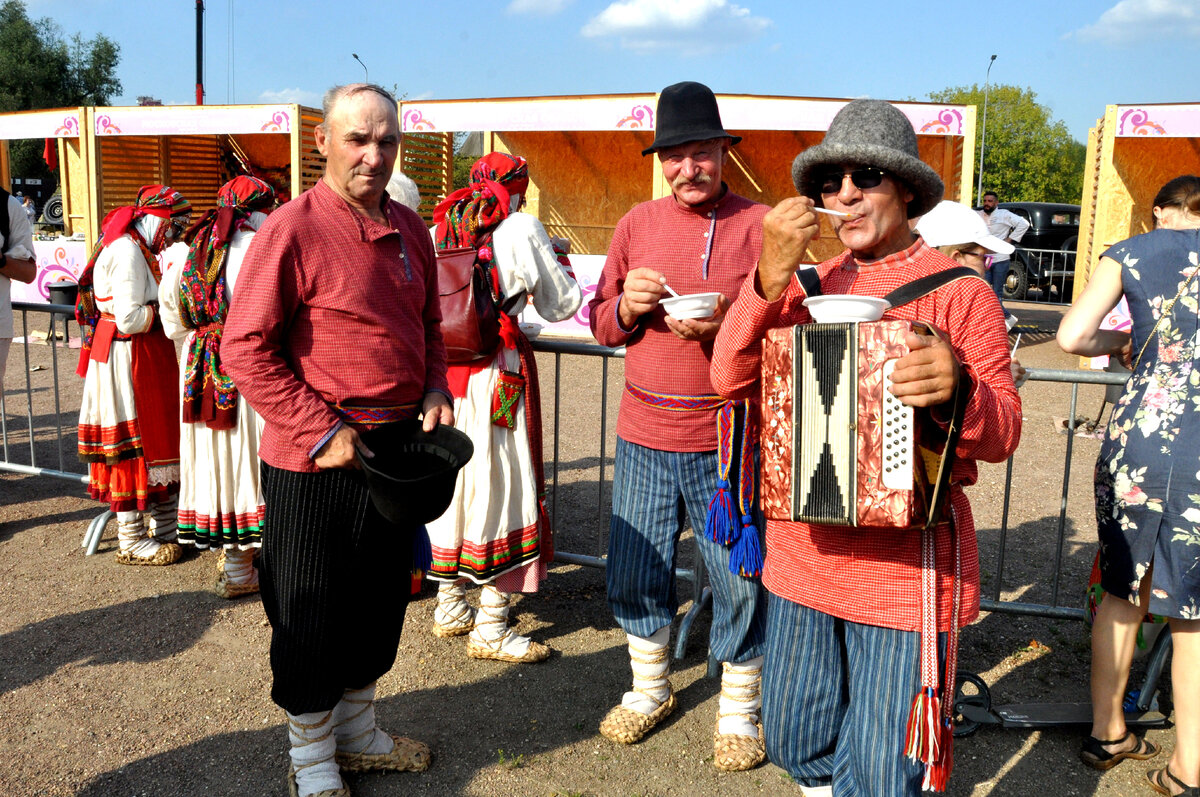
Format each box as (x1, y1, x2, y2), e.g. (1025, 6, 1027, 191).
(92, 105, 295, 136)
(1116, 104, 1200, 137)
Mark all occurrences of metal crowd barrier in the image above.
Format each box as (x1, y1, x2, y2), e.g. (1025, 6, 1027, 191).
(3, 303, 1127, 639)
(1005, 246, 1077, 305)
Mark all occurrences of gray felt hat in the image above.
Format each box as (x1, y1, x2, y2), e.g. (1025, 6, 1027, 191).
(791, 99, 944, 219)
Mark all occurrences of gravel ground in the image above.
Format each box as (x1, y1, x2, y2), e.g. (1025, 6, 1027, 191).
(0, 301, 1175, 796)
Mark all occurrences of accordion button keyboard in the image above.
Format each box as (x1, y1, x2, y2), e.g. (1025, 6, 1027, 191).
(880, 359, 914, 490)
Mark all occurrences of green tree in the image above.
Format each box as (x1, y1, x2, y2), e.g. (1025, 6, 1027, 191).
(0, 0, 122, 184)
(928, 84, 1086, 206)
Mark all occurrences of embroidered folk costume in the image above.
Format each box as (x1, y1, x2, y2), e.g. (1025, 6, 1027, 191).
(76, 185, 191, 566)
(159, 176, 275, 597)
(428, 152, 582, 663)
(587, 82, 770, 772)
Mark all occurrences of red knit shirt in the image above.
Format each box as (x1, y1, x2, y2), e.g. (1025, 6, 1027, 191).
(711, 238, 1022, 631)
(589, 190, 769, 451)
(223, 180, 449, 473)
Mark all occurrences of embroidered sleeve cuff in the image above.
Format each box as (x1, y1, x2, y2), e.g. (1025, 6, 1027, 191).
(309, 421, 343, 460)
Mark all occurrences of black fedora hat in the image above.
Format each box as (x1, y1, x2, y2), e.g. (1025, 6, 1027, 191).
(358, 420, 474, 525)
(642, 81, 742, 156)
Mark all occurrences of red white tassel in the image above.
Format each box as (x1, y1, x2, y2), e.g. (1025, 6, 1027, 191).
(903, 685, 940, 766)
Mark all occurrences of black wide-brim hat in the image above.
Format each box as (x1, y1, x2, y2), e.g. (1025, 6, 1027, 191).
(358, 420, 474, 525)
(791, 99, 944, 219)
(642, 81, 742, 156)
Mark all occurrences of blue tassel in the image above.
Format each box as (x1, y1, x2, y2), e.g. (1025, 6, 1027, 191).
(413, 524, 432, 571)
(728, 515, 764, 577)
(705, 479, 736, 545)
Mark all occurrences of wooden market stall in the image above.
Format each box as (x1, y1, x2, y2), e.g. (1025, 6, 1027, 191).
(0, 103, 325, 304)
(1076, 102, 1200, 298)
(398, 92, 978, 263)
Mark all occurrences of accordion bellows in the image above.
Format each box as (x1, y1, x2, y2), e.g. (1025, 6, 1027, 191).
(761, 320, 944, 528)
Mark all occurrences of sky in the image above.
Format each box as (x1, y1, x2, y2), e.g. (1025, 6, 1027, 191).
(25, 0, 1200, 143)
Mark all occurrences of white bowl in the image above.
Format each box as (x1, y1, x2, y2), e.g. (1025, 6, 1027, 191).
(660, 291, 722, 320)
(803, 294, 890, 323)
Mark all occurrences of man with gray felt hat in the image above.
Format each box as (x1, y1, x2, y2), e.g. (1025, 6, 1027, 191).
(711, 99, 1022, 796)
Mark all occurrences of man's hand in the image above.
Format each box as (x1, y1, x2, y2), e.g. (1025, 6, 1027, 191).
(758, 197, 819, 301)
(889, 331, 961, 408)
(422, 391, 454, 432)
(314, 425, 369, 470)
(664, 294, 729, 342)
(617, 267, 668, 329)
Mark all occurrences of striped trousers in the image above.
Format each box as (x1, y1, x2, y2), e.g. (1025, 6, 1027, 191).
(762, 594, 947, 796)
(606, 438, 767, 663)
(259, 462, 415, 715)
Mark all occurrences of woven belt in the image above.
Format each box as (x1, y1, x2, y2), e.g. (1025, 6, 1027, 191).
(624, 381, 726, 412)
(335, 402, 419, 426)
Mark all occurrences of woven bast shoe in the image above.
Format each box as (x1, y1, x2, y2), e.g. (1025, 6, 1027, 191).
(598, 689, 677, 745)
(466, 632, 551, 663)
(286, 767, 349, 797)
(335, 734, 431, 773)
(713, 722, 766, 772)
(213, 572, 260, 599)
(115, 542, 183, 566)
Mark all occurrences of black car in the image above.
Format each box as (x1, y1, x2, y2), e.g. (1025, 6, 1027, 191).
(995, 201, 1081, 300)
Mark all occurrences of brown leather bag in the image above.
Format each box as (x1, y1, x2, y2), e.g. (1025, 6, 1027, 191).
(437, 246, 501, 363)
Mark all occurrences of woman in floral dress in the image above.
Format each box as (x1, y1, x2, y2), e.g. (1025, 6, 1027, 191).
(1058, 175, 1200, 794)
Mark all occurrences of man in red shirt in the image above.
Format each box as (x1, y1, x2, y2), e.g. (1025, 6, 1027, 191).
(588, 81, 770, 772)
(223, 83, 452, 797)
(711, 99, 1021, 795)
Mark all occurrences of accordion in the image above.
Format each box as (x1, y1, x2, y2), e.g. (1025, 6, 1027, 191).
(759, 319, 960, 529)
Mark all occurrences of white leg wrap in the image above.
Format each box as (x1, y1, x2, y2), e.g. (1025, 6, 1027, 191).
(621, 627, 671, 716)
(332, 682, 394, 756)
(286, 709, 343, 796)
(468, 585, 531, 658)
(800, 786, 834, 797)
(433, 581, 476, 632)
(117, 512, 161, 559)
(148, 496, 178, 542)
(717, 656, 763, 737)
(222, 547, 258, 586)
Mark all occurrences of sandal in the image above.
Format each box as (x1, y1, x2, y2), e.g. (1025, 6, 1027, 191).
(1079, 730, 1158, 770)
(1148, 765, 1200, 796)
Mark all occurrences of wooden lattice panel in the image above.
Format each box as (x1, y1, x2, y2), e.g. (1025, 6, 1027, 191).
(298, 106, 325, 197)
(401, 132, 452, 224)
(96, 135, 220, 218)
(164, 135, 221, 217)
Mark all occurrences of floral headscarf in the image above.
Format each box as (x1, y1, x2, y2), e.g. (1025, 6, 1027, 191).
(433, 152, 529, 252)
(178, 176, 275, 429)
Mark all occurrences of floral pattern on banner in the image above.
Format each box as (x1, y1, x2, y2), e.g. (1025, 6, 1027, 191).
(1118, 108, 1166, 136)
(403, 109, 435, 131)
(54, 116, 79, 136)
(94, 114, 121, 134)
(1095, 229, 1200, 618)
(919, 108, 963, 136)
(259, 110, 291, 132)
(616, 104, 654, 129)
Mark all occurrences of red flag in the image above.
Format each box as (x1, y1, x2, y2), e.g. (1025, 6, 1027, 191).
(43, 138, 58, 171)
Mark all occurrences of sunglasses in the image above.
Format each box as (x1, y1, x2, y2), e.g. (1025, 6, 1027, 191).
(817, 167, 888, 194)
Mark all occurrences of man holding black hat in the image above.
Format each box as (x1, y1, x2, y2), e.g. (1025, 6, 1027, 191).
(711, 99, 1021, 795)
(588, 80, 769, 772)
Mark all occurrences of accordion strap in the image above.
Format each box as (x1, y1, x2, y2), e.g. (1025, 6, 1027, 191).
(882, 266, 980, 309)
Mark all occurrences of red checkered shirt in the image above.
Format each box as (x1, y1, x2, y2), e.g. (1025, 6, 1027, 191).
(223, 180, 449, 473)
(711, 238, 1022, 631)
(589, 190, 769, 451)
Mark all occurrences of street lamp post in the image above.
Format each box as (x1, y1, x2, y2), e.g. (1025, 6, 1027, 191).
(352, 53, 369, 84)
(976, 54, 997, 206)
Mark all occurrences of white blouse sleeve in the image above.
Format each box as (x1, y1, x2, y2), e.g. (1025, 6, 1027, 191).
(103, 237, 155, 334)
(491, 213, 582, 323)
(157, 258, 189, 342)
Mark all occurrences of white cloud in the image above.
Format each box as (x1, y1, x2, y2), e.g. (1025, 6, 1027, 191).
(581, 0, 771, 53)
(258, 88, 323, 107)
(1071, 0, 1200, 44)
(507, 0, 570, 14)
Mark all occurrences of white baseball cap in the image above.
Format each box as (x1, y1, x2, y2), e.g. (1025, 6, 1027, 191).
(916, 200, 1015, 255)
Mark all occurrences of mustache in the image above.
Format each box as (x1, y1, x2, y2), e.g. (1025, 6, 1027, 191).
(672, 172, 713, 190)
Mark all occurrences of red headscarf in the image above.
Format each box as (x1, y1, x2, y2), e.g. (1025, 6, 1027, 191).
(433, 153, 529, 251)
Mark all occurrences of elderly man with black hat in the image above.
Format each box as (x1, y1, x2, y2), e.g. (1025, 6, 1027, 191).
(711, 99, 1021, 795)
(588, 80, 770, 772)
